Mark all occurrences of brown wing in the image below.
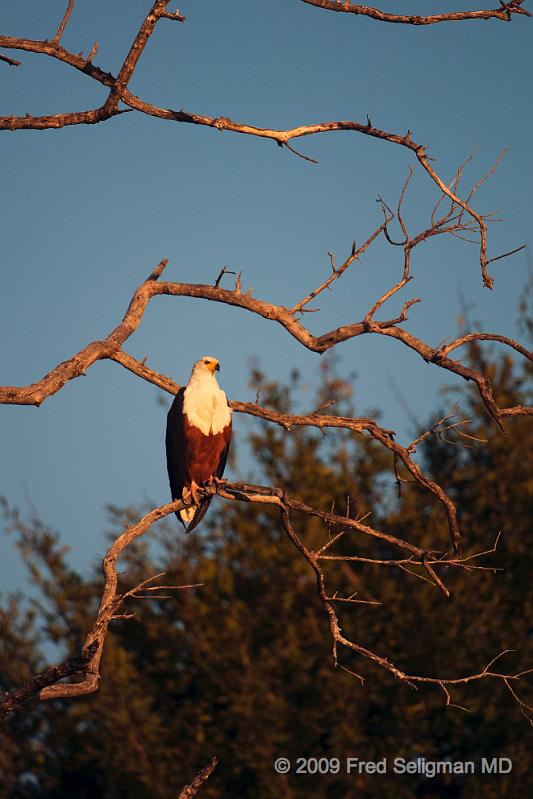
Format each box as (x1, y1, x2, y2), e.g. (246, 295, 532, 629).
(165, 387, 188, 525)
(215, 418, 232, 479)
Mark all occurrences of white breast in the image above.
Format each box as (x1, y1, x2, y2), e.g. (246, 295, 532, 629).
(183, 375, 231, 435)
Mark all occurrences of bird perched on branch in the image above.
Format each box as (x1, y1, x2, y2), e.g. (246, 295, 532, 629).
(165, 356, 232, 532)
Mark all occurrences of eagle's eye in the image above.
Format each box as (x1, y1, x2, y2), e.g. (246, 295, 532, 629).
(204, 360, 210, 364)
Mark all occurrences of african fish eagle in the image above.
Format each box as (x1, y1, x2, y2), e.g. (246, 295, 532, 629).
(165, 356, 232, 532)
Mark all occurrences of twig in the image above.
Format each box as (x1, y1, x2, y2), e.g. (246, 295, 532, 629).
(54, 0, 75, 44)
(178, 757, 218, 799)
(214, 266, 236, 288)
(0, 53, 21, 67)
(486, 243, 527, 266)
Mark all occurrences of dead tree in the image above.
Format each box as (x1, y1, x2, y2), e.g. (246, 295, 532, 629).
(1, 6, 532, 790)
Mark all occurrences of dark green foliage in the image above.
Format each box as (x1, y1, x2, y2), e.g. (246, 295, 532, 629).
(1, 353, 531, 798)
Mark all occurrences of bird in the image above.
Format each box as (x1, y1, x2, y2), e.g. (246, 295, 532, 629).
(165, 356, 232, 533)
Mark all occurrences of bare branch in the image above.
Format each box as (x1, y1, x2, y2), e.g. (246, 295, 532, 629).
(438, 332, 532, 360)
(86, 42, 99, 63)
(0, 53, 21, 67)
(279, 139, 319, 163)
(278, 502, 533, 720)
(1, 0, 531, 762)
(31, 496, 201, 705)
(214, 266, 236, 288)
(292, 215, 391, 314)
(1, 485, 529, 721)
(0, 642, 98, 720)
(0, 104, 129, 131)
(106, 1, 184, 112)
(327, 595, 382, 606)
(407, 406, 462, 453)
(486, 243, 527, 266)
(0, 236, 529, 430)
(0, 8, 504, 282)
(178, 757, 218, 799)
(301, 0, 531, 25)
(54, 0, 75, 44)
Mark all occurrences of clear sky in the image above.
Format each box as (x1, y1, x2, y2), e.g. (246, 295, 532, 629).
(1, 1, 532, 595)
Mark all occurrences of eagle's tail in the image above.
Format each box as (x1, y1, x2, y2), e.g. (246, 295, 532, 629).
(180, 499, 213, 534)
(179, 505, 196, 526)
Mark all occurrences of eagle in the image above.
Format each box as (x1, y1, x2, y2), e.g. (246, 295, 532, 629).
(165, 356, 232, 532)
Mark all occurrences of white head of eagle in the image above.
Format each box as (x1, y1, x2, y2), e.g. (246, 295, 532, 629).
(165, 356, 232, 532)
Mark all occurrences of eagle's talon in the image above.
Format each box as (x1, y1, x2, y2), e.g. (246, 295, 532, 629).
(190, 480, 201, 505)
(181, 487, 193, 506)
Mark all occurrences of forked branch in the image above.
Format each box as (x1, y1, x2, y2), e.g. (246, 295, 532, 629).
(2, 484, 530, 721)
(277, 502, 533, 721)
(1, 1, 528, 283)
(1, 232, 529, 424)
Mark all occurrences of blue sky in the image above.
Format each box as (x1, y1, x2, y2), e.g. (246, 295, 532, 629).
(1, 1, 532, 594)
